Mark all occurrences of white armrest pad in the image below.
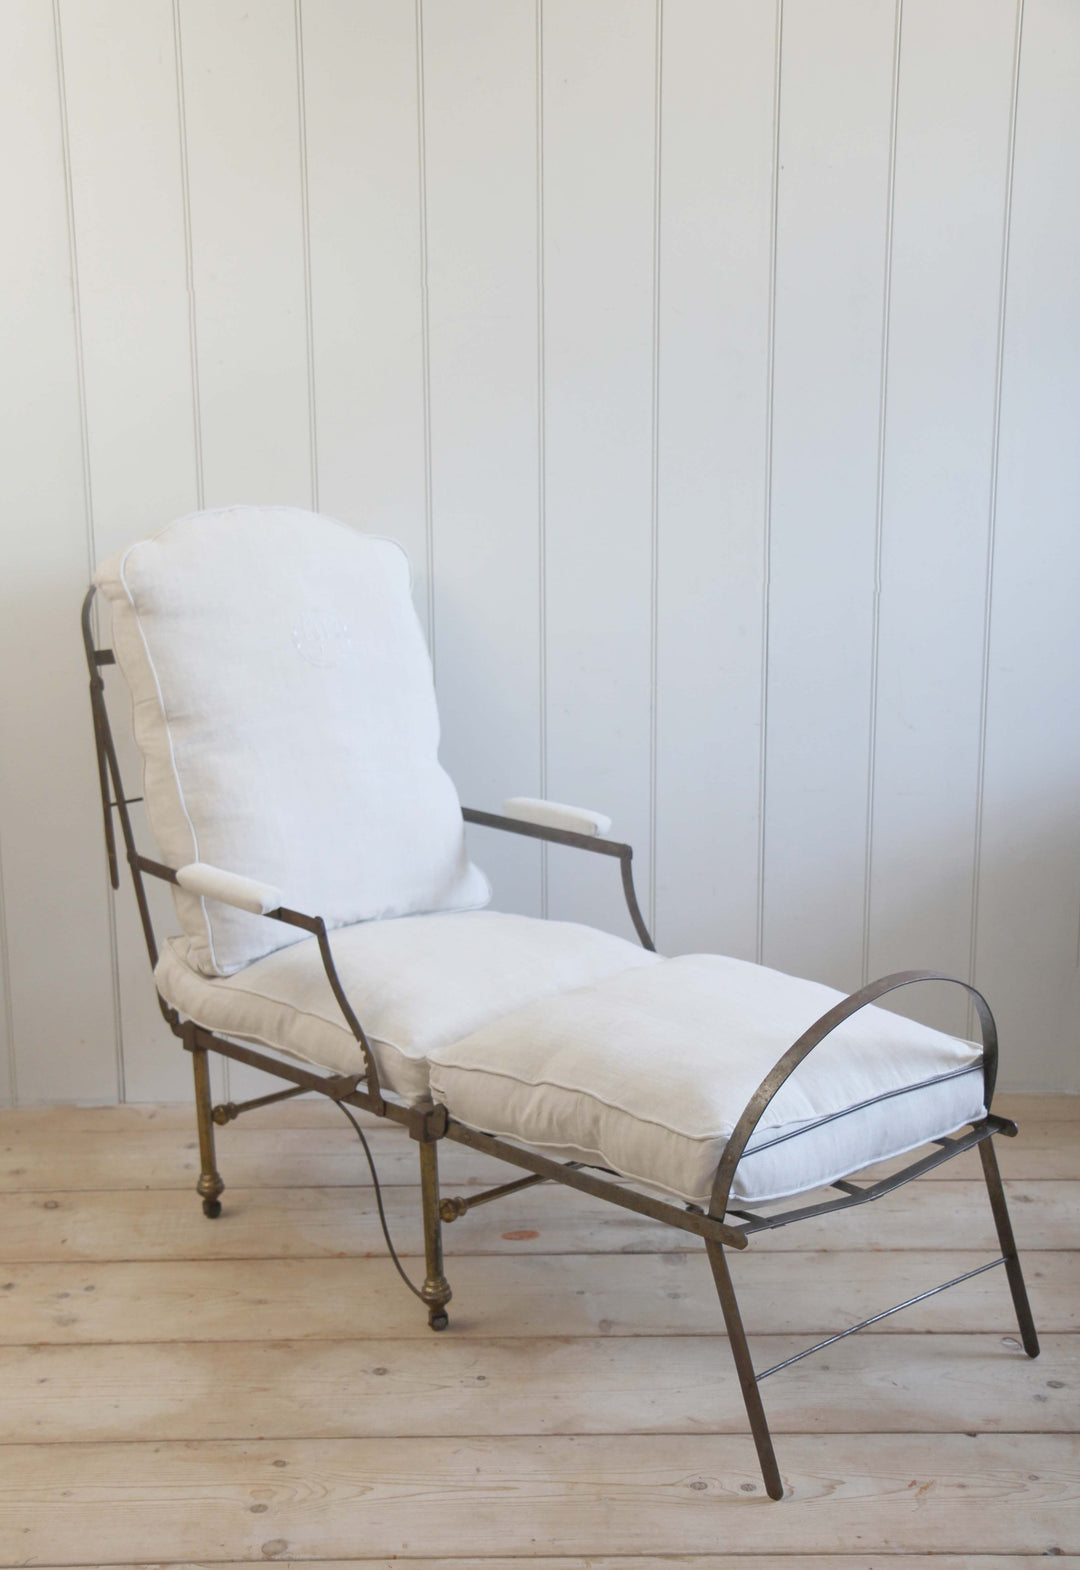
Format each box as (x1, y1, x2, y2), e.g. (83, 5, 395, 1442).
(501, 797, 613, 838)
(176, 862, 284, 916)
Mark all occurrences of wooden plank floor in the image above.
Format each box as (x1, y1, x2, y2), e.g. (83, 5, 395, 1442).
(0, 1093, 1076, 1567)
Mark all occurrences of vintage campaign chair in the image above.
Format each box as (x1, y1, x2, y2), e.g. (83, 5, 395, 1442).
(83, 505, 1039, 1500)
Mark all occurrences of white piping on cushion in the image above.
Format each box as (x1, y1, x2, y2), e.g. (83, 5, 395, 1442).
(430, 1058, 981, 1152)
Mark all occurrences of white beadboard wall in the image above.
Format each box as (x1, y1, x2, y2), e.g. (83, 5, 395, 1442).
(0, 0, 1077, 1104)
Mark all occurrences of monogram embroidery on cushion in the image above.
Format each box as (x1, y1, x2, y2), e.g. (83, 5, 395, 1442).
(292, 609, 353, 668)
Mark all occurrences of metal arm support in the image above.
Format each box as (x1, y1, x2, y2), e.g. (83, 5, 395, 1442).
(135, 855, 387, 1117)
(709, 969, 998, 1219)
(462, 805, 655, 951)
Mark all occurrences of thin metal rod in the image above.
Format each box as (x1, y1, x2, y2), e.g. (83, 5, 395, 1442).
(754, 1256, 1008, 1382)
(979, 1136, 1040, 1357)
(212, 1083, 309, 1123)
(440, 1172, 548, 1220)
(446, 1119, 747, 1249)
(706, 1242, 784, 1500)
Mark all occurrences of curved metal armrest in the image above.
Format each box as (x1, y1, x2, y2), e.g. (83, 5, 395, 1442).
(462, 805, 655, 951)
(708, 970, 997, 1218)
(138, 854, 386, 1115)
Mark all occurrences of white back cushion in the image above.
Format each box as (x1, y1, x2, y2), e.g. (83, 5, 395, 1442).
(95, 506, 489, 975)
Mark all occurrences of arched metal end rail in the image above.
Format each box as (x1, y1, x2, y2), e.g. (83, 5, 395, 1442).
(703, 967, 1038, 1501)
(709, 969, 998, 1220)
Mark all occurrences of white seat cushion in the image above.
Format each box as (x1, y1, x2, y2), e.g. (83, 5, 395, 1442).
(427, 954, 986, 1206)
(155, 910, 660, 1105)
(95, 507, 489, 976)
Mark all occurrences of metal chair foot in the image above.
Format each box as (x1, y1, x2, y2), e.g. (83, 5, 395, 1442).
(979, 1137, 1040, 1359)
(419, 1135, 453, 1332)
(190, 1029, 225, 1222)
(706, 1240, 785, 1501)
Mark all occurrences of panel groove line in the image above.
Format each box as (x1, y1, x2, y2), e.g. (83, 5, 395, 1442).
(967, 0, 1025, 1006)
(755, 0, 784, 967)
(860, 0, 904, 989)
(294, 0, 319, 513)
(647, 0, 663, 939)
(535, 0, 549, 919)
(171, 0, 204, 513)
(415, 0, 436, 663)
(51, 0, 124, 1102)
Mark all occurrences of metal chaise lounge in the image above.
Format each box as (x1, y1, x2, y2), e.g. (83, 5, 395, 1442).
(83, 504, 1039, 1501)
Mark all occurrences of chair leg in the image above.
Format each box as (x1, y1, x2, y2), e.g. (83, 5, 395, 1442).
(189, 1030, 224, 1219)
(418, 1137, 452, 1331)
(979, 1136, 1040, 1357)
(706, 1240, 784, 1500)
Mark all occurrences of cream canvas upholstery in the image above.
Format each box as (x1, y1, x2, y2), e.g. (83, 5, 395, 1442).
(428, 955, 985, 1205)
(94, 506, 489, 976)
(154, 909, 660, 1105)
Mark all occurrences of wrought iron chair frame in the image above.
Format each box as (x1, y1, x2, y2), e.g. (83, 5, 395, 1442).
(82, 585, 1039, 1501)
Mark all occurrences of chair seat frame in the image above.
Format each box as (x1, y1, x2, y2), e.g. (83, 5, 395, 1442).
(82, 586, 1039, 1501)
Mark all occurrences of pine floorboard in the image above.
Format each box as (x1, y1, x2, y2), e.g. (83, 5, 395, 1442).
(0, 1095, 1075, 1566)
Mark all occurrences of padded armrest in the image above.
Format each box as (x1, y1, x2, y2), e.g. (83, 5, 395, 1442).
(176, 862, 284, 916)
(501, 797, 613, 838)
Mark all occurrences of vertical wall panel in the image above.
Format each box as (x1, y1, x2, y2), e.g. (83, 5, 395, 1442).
(867, 0, 1018, 1034)
(179, 0, 312, 509)
(302, 0, 431, 631)
(0, 0, 119, 1103)
(422, 0, 542, 916)
(976, 0, 1080, 1091)
(654, 0, 777, 959)
(180, 0, 312, 1099)
(762, 0, 896, 991)
(60, 0, 202, 1100)
(542, 0, 658, 939)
